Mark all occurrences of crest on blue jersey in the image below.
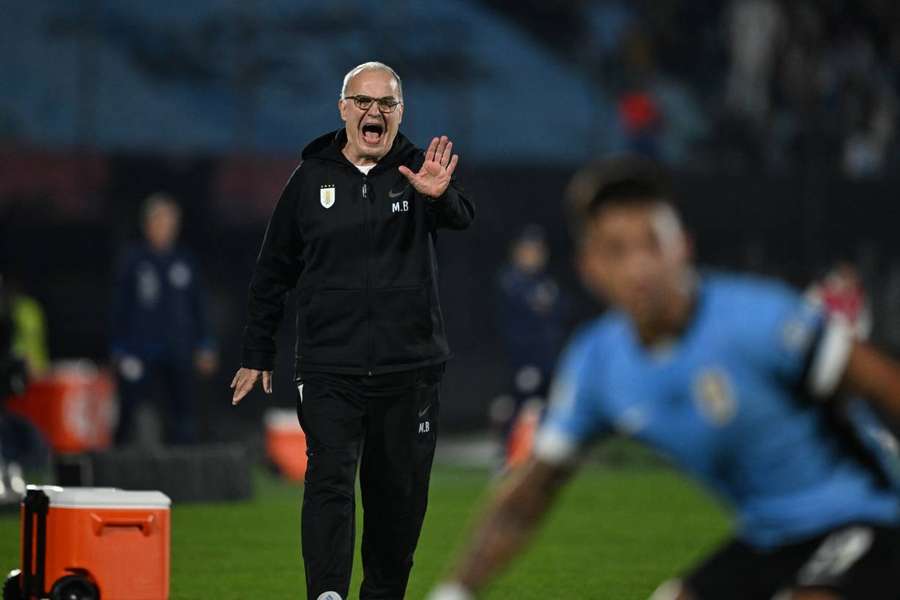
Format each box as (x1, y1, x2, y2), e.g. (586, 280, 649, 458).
(693, 368, 737, 426)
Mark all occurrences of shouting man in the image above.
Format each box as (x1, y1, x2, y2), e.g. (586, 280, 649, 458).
(231, 62, 474, 600)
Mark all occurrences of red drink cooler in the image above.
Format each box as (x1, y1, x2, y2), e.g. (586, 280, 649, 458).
(6, 486, 171, 600)
(5, 362, 115, 454)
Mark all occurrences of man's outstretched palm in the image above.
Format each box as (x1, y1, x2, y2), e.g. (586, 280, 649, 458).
(399, 135, 459, 199)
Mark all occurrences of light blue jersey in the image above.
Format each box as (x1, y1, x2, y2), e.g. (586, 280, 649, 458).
(534, 274, 900, 548)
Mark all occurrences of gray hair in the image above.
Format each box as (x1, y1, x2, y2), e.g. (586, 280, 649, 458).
(340, 62, 403, 101)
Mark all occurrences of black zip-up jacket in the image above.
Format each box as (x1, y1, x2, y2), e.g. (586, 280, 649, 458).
(240, 129, 475, 377)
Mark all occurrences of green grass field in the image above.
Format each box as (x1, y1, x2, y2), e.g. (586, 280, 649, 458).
(0, 464, 731, 599)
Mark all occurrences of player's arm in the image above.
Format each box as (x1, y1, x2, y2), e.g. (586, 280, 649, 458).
(431, 326, 605, 599)
(795, 307, 900, 422)
(429, 457, 575, 599)
(765, 290, 898, 421)
(839, 341, 900, 423)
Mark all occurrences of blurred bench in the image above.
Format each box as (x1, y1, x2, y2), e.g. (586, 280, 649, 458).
(55, 443, 253, 503)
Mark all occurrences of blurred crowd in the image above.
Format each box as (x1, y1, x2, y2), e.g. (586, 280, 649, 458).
(721, 0, 898, 176)
(4, 2, 898, 170)
(553, 0, 900, 174)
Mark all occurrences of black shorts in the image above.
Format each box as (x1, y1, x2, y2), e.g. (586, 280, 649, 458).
(684, 523, 900, 600)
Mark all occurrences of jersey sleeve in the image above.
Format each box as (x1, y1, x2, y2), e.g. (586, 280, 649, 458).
(533, 328, 611, 465)
(750, 283, 853, 400)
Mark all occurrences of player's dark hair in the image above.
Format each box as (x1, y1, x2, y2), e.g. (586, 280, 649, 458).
(566, 156, 675, 241)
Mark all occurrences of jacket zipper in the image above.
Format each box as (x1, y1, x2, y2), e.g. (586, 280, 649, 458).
(363, 176, 374, 376)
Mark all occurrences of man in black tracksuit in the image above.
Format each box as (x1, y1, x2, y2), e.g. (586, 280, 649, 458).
(230, 62, 474, 600)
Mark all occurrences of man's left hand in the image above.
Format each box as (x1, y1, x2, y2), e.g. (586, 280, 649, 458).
(399, 135, 459, 199)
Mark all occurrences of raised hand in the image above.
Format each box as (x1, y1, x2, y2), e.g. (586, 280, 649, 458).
(398, 136, 459, 199)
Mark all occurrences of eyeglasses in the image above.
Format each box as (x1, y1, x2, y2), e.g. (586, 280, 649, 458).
(344, 95, 402, 114)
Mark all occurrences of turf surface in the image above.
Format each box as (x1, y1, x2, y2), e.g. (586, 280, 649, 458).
(0, 464, 730, 599)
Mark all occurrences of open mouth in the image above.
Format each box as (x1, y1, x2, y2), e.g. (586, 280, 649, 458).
(361, 122, 384, 145)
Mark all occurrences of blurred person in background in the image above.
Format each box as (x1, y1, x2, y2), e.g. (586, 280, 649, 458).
(720, 0, 785, 168)
(430, 157, 900, 600)
(724, 0, 784, 129)
(842, 90, 896, 178)
(494, 225, 565, 462)
(110, 193, 218, 446)
(0, 276, 26, 401)
(2, 273, 49, 378)
(618, 89, 663, 159)
(0, 273, 44, 501)
(230, 62, 474, 600)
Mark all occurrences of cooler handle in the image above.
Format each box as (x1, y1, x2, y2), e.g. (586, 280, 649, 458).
(90, 513, 156, 536)
(23, 488, 50, 597)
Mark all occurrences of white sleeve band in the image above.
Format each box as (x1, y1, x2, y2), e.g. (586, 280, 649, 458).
(532, 427, 579, 466)
(427, 582, 475, 600)
(809, 317, 854, 399)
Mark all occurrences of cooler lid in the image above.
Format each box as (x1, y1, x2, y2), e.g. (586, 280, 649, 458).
(265, 408, 303, 432)
(28, 485, 171, 509)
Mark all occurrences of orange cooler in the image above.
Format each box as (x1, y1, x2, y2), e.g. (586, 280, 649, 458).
(506, 400, 542, 470)
(10, 486, 171, 600)
(264, 408, 308, 481)
(6, 363, 115, 454)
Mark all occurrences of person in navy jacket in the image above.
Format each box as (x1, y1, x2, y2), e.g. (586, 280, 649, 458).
(111, 193, 217, 445)
(495, 225, 565, 446)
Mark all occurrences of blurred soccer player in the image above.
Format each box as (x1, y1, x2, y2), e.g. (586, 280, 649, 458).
(429, 158, 900, 600)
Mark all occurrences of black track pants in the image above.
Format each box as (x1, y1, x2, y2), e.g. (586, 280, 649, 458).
(297, 364, 443, 600)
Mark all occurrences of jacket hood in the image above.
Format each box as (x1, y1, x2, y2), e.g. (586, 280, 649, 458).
(301, 129, 419, 173)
